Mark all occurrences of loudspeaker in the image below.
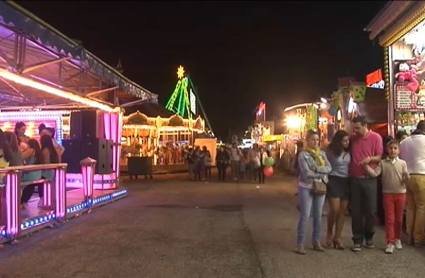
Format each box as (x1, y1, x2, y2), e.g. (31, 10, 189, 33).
(105, 139, 114, 174)
(70, 110, 104, 139)
(80, 139, 113, 174)
(62, 139, 82, 173)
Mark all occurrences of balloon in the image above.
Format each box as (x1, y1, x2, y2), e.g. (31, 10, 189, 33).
(263, 157, 274, 166)
(263, 166, 273, 176)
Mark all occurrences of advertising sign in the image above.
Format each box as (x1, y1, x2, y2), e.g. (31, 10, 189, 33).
(395, 84, 425, 111)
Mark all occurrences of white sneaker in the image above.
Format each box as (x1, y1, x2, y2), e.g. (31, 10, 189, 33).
(394, 239, 403, 250)
(385, 243, 395, 254)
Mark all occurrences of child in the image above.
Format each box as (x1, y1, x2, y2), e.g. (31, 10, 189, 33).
(364, 140, 409, 254)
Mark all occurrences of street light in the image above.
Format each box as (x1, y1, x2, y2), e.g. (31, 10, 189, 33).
(320, 97, 327, 103)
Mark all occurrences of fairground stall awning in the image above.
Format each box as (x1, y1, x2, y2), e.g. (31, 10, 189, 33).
(0, 1, 157, 110)
(364, 1, 425, 46)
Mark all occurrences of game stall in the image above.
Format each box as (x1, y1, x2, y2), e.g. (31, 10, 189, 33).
(365, 1, 425, 136)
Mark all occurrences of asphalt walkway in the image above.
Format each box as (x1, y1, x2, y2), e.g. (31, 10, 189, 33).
(0, 172, 424, 278)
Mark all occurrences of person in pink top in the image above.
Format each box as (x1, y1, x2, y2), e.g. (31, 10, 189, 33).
(349, 116, 383, 252)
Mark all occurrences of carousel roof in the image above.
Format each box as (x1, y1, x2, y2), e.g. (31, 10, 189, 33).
(194, 117, 203, 129)
(124, 102, 174, 118)
(168, 114, 184, 127)
(126, 110, 149, 125)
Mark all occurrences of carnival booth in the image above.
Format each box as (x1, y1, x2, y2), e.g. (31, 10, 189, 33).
(365, 1, 425, 136)
(120, 108, 206, 171)
(0, 1, 157, 243)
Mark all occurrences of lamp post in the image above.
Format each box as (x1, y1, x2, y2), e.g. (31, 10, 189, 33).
(314, 98, 329, 145)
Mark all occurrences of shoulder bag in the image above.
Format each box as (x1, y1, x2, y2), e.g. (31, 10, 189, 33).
(303, 154, 327, 195)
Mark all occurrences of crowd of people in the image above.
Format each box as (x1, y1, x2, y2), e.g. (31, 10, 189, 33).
(2, 124, 64, 205)
(185, 142, 272, 183)
(0, 122, 65, 249)
(293, 115, 425, 255)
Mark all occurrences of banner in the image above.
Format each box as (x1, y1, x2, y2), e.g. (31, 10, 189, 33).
(349, 84, 367, 103)
(395, 84, 425, 111)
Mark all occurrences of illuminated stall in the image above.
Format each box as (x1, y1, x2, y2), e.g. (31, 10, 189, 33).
(120, 110, 205, 170)
(0, 1, 157, 243)
(365, 1, 425, 136)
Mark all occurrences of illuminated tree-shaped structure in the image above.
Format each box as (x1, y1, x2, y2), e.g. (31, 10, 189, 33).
(165, 65, 214, 134)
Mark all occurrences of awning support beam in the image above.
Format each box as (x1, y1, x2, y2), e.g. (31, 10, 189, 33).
(85, 86, 118, 97)
(22, 56, 71, 74)
(0, 48, 15, 68)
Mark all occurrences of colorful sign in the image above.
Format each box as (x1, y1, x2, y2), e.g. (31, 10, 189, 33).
(368, 80, 385, 89)
(366, 69, 383, 86)
(395, 84, 425, 111)
(190, 89, 196, 115)
(349, 83, 367, 103)
(263, 135, 282, 141)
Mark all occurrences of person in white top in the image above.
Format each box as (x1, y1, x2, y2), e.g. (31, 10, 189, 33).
(399, 120, 425, 247)
(229, 143, 242, 181)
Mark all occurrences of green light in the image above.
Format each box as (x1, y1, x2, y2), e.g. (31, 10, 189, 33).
(166, 75, 192, 119)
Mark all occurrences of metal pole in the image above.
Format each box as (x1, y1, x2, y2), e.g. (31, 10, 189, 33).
(188, 76, 214, 135)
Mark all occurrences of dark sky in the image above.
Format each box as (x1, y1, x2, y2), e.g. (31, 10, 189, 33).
(18, 1, 387, 139)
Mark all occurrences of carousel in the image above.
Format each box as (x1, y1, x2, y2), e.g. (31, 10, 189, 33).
(120, 110, 205, 171)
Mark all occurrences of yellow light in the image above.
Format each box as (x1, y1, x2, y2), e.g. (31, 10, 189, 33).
(0, 68, 118, 112)
(285, 116, 303, 128)
(177, 66, 185, 79)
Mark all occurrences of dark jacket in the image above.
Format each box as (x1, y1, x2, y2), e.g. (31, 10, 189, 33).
(216, 150, 230, 163)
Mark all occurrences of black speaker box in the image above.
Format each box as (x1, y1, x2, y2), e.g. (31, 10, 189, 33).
(61, 139, 114, 174)
(80, 139, 113, 174)
(62, 139, 82, 173)
(70, 110, 105, 139)
(105, 139, 114, 174)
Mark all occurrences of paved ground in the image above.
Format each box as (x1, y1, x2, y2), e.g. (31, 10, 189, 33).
(1, 172, 425, 278)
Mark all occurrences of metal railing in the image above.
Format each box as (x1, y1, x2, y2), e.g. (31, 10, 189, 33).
(0, 163, 67, 240)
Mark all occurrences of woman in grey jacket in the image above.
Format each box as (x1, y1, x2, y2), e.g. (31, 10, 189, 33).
(296, 130, 332, 254)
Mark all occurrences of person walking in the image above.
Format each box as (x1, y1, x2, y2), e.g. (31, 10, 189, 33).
(295, 130, 332, 255)
(248, 144, 259, 180)
(203, 146, 212, 180)
(229, 143, 242, 181)
(399, 120, 425, 246)
(349, 116, 383, 252)
(258, 147, 269, 184)
(216, 146, 230, 182)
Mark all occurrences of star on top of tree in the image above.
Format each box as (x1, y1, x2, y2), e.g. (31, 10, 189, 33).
(177, 65, 185, 79)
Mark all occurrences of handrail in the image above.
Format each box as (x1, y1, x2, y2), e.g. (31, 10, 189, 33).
(0, 163, 68, 173)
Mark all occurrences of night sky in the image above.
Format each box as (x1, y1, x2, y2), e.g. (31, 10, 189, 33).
(18, 1, 387, 139)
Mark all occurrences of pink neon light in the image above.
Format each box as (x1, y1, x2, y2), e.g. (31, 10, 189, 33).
(6, 172, 18, 236)
(81, 165, 94, 198)
(104, 113, 111, 140)
(100, 173, 116, 180)
(55, 168, 66, 218)
(110, 113, 118, 173)
(65, 172, 117, 190)
(42, 182, 52, 207)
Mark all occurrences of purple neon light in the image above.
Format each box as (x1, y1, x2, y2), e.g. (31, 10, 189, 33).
(104, 113, 111, 140)
(0, 111, 65, 144)
(55, 168, 66, 218)
(81, 165, 94, 198)
(42, 182, 52, 207)
(5, 172, 18, 236)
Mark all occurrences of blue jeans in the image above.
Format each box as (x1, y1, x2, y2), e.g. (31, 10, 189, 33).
(297, 186, 326, 244)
